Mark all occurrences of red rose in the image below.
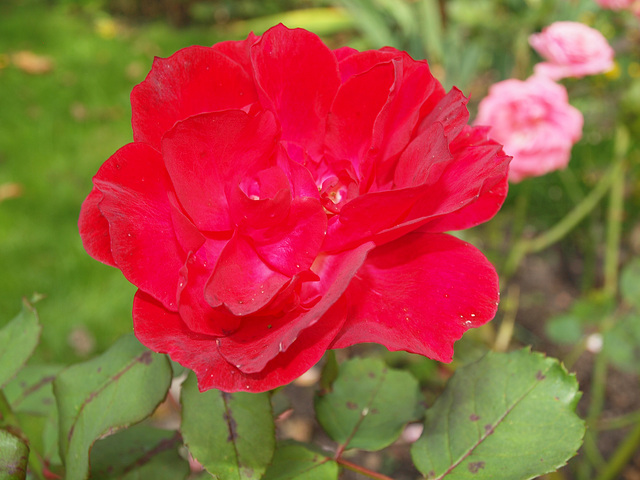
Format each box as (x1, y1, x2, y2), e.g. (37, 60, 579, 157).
(79, 25, 510, 393)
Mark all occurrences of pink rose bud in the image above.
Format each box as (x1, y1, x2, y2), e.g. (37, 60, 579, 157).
(79, 25, 510, 393)
(475, 75, 583, 183)
(529, 21, 614, 80)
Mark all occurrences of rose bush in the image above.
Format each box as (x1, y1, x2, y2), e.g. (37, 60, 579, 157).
(529, 21, 614, 80)
(475, 75, 582, 183)
(79, 25, 510, 392)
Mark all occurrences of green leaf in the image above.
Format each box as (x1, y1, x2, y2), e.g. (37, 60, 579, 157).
(0, 300, 41, 389)
(262, 442, 338, 480)
(4, 365, 63, 465)
(603, 312, 640, 374)
(180, 373, 275, 480)
(90, 424, 187, 480)
(54, 334, 172, 480)
(621, 257, 640, 309)
(0, 429, 29, 479)
(411, 348, 584, 480)
(545, 314, 584, 345)
(315, 357, 422, 451)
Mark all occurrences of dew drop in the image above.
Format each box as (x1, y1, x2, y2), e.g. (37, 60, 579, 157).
(470, 313, 476, 317)
(464, 320, 472, 327)
(296, 264, 300, 269)
(278, 342, 285, 352)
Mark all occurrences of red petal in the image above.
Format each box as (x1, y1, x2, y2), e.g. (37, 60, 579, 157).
(330, 233, 499, 362)
(211, 33, 259, 75)
(161, 110, 279, 232)
(367, 59, 444, 188)
(79, 187, 115, 266)
(393, 122, 452, 188)
(323, 186, 426, 252)
(252, 197, 327, 277)
(133, 290, 346, 393)
(416, 87, 469, 144)
(251, 25, 340, 158)
(177, 239, 242, 337)
(204, 233, 289, 316)
(336, 48, 401, 82)
(325, 62, 395, 173)
(411, 126, 510, 231)
(218, 242, 374, 373)
(93, 143, 183, 310)
(131, 46, 258, 149)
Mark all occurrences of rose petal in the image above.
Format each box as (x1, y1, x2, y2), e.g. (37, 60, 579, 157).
(204, 233, 289, 316)
(217, 242, 374, 373)
(252, 196, 327, 277)
(325, 62, 395, 174)
(366, 59, 445, 188)
(330, 233, 499, 362)
(162, 110, 279, 232)
(131, 46, 258, 148)
(251, 25, 340, 158)
(411, 126, 510, 230)
(211, 32, 259, 75)
(79, 187, 115, 266)
(177, 239, 242, 337)
(93, 143, 183, 310)
(133, 290, 346, 393)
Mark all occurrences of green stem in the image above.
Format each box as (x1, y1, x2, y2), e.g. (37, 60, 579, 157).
(598, 410, 640, 431)
(336, 457, 395, 480)
(594, 418, 640, 480)
(603, 127, 628, 299)
(583, 351, 608, 471)
(0, 390, 46, 480)
(502, 153, 622, 280)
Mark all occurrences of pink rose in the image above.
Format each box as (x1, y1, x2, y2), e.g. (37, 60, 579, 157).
(529, 21, 614, 80)
(79, 25, 510, 393)
(594, 0, 633, 9)
(475, 75, 583, 183)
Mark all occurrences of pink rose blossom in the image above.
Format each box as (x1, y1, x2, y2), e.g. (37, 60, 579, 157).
(529, 21, 614, 80)
(475, 75, 583, 183)
(594, 0, 633, 9)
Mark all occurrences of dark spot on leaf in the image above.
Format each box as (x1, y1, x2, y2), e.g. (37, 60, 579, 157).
(368, 372, 376, 378)
(138, 351, 153, 365)
(468, 461, 485, 473)
(241, 467, 254, 478)
(469, 414, 480, 421)
(370, 408, 379, 414)
(20, 381, 27, 388)
(223, 392, 238, 442)
(536, 370, 546, 380)
(42, 398, 52, 405)
(484, 424, 494, 435)
(427, 471, 436, 480)
(346, 401, 358, 410)
(97, 367, 102, 373)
